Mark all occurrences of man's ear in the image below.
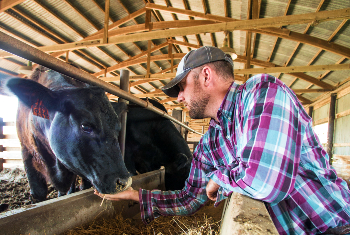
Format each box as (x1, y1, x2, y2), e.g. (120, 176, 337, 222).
(202, 66, 213, 87)
(6, 78, 56, 109)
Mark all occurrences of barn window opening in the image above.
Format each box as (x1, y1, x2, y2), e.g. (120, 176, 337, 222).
(313, 122, 328, 151)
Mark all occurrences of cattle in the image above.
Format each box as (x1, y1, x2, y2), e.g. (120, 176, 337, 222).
(4, 65, 192, 202)
(114, 99, 192, 190)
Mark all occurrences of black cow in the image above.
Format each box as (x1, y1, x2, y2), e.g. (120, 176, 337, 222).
(114, 99, 192, 190)
(4, 66, 192, 202)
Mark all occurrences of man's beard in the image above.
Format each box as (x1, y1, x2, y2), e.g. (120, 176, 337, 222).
(188, 94, 210, 119)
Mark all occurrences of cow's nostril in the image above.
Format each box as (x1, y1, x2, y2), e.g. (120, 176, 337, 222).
(115, 177, 132, 193)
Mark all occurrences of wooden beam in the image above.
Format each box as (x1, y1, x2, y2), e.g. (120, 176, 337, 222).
(293, 89, 332, 93)
(297, 95, 312, 104)
(94, 54, 185, 76)
(0, 0, 25, 13)
(159, 97, 177, 103)
(147, 40, 152, 77)
(235, 63, 349, 75)
(12, 8, 348, 55)
(168, 39, 201, 48)
(103, 0, 110, 44)
(147, 3, 350, 59)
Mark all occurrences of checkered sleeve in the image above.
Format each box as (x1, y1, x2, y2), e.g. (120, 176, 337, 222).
(139, 156, 211, 224)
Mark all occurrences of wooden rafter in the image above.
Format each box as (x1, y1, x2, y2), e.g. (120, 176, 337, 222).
(235, 63, 348, 79)
(275, 0, 325, 83)
(2, 9, 105, 72)
(94, 54, 185, 76)
(267, 0, 292, 62)
(4, 7, 347, 59)
(145, 4, 350, 58)
(288, 18, 347, 88)
(0, 0, 25, 13)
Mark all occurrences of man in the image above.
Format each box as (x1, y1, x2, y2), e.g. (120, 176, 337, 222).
(95, 46, 350, 234)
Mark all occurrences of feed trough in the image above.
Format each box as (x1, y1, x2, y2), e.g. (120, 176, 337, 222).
(0, 167, 278, 235)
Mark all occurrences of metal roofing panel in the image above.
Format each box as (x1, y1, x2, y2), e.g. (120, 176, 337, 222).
(187, 0, 205, 14)
(36, 0, 96, 37)
(207, 0, 225, 17)
(332, 21, 350, 48)
(260, 0, 290, 18)
(309, 20, 345, 41)
(252, 34, 277, 62)
(288, 44, 321, 67)
(66, 51, 100, 73)
(73, 0, 108, 29)
(16, 1, 83, 42)
(0, 12, 56, 47)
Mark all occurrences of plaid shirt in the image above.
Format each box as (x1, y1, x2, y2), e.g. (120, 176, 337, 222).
(139, 74, 350, 234)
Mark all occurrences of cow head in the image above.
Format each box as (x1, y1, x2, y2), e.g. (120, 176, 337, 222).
(6, 77, 131, 194)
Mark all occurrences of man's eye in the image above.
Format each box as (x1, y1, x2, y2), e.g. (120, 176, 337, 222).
(81, 124, 93, 133)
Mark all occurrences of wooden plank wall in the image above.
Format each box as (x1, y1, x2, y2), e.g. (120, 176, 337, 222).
(0, 117, 22, 170)
(312, 90, 350, 185)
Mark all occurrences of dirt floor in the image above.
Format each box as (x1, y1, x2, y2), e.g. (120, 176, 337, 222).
(0, 168, 58, 214)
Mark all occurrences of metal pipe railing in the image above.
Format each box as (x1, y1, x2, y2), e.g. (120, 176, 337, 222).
(0, 31, 203, 136)
(118, 69, 129, 159)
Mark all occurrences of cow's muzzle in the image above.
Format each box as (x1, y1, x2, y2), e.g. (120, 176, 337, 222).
(113, 177, 132, 194)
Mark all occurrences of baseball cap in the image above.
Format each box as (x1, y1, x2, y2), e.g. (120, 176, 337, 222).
(161, 46, 234, 97)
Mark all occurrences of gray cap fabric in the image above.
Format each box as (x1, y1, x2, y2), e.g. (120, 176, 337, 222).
(161, 46, 234, 97)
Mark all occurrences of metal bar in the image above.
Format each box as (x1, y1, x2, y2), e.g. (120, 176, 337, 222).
(327, 93, 337, 165)
(0, 31, 203, 136)
(118, 69, 129, 159)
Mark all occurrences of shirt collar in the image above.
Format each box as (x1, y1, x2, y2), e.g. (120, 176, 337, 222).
(210, 82, 240, 126)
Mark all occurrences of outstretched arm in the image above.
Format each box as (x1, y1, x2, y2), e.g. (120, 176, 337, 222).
(94, 187, 139, 201)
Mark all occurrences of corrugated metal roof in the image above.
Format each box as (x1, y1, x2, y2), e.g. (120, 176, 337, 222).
(0, 0, 348, 113)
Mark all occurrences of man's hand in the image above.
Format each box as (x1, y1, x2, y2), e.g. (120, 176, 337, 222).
(206, 179, 220, 201)
(94, 187, 139, 202)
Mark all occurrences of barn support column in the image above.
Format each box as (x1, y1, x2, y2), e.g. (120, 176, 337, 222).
(172, 109, 182, 133)
(327, 93, 337, 165)
(118, 69, 129, 160)
(308, 106, 313, 119)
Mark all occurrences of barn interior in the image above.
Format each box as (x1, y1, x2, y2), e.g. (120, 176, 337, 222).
(0, 0, 349, 234)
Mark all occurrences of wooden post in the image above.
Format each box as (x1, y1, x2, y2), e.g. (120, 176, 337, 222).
(65, 51, 69, 63)
(146, 40, 151, 77)
(327, 93, 337, 165)
(145, 9, 152, 30)
(169, 43, 174, 73)
(118, 69, 129, 160)
(103, 0, 110, 44)
(172, 109, 182, 133)
(145, 9, 152, 78)
(0, 118, 3, 171)
(308, 106, 313, 119)
(184, 121, 189, 141)
(0, 117, 4, 139)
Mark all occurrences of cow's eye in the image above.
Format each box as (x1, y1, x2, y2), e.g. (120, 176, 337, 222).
(81, 124, 93, 133)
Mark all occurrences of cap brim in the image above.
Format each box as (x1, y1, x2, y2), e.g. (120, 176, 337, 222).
(161, 69, 191, 97)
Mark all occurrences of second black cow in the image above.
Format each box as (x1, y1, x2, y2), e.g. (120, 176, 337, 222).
(114, 99, 192, 190)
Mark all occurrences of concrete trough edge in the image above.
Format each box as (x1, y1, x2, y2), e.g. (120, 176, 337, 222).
(220, 192, 279, 235)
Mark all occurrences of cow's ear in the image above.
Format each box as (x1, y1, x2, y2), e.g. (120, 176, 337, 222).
(6, 78, 56, 108)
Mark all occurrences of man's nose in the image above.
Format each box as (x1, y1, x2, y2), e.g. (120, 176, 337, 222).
(177, 91, 184, 102)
